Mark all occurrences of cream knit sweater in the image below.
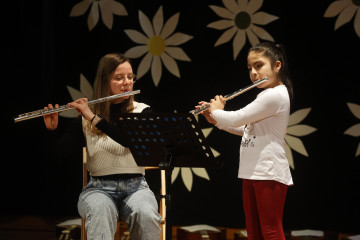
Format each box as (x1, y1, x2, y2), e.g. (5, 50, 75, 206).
(83, 102, 149, 177)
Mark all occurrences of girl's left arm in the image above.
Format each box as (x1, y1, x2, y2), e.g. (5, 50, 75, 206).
(212, 90, 281, 128)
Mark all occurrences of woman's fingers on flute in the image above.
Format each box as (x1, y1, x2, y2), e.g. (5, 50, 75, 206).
(43, 103, 59, 130)
(44, 104, 59, 114)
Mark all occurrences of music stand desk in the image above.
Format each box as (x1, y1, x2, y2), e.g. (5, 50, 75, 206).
(114, 113, 220, 240)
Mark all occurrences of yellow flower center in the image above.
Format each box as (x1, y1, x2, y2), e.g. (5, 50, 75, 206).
(148, 36, 166, 56)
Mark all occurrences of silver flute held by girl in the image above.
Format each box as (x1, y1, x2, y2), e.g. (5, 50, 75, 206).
(14, 90, 141, 123)
(189, 77, 268, 116)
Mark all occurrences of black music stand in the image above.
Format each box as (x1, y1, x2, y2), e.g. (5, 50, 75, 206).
(114, 113, 221, 240)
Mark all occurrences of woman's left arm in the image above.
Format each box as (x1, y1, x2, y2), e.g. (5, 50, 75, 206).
(67, 98, 154, 147)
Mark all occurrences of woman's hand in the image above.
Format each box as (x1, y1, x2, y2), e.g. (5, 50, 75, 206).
(68, 98, 95, 121)
(43, 104, 59, 130)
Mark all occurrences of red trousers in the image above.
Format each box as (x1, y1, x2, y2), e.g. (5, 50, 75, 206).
(242, 179, 288, 240)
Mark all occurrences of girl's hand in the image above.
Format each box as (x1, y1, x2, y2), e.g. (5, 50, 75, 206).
(209, 95, 226, 112)
(43, 104, 59, 130)
(196, 101, 217, 125)
(68, 98, 95, 121)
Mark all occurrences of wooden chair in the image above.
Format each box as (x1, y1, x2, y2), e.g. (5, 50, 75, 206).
(81, 147, 166, 240)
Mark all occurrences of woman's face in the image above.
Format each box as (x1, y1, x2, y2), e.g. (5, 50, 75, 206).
(109, 61, 134, 103)
(247, 51, 282, 89)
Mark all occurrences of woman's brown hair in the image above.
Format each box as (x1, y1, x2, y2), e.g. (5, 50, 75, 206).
(86, 53, 135, 135)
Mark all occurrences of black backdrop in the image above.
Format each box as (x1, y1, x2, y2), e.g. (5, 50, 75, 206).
(2, 0, 360, 234)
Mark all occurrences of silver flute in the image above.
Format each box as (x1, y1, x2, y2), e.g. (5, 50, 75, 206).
(189, 77, 268, 116)
(14, 90, 141, 123)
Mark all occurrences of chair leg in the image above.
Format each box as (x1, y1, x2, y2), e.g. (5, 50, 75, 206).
(160, 169, 166, 240)
(81, 218, 87, 240)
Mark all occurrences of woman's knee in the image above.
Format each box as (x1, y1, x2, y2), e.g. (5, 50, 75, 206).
(78, 191, 117, 219)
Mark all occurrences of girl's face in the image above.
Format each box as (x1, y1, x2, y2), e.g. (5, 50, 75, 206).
(109, 61, 134, 103)
(247, 51, 282, 89)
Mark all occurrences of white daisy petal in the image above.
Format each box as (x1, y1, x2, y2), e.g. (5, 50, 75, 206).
(88, 2, 99, 31)
(207, 19, 235, 30)
(181, 168, 193, 191)
(136, 52, 153, 79)
(151, 56, 162, 86)
(66, 86, 83, 101)
(80, 74, 93, 100)
(70, 0, 92, 17)
(201, 127, 213, 138)
(237, 0, 247, 11)
(222, 0, 240, 14)
(287, 124, 317, 137)
(124, 29, 149, 44)
(285, 143, 295, 169)
(139, 10, 155, 38)
(344, 123, 360, 137)
(59, 109, 79, 118)
(246, 28, 260, 46)
(214, 26, 238, 46)
(324, 0, 351, 17)
(252, 11, 278, 25)
(160, 13, 180, 39)
(192, 168, 210, 181)
(285, 135, 309, 157)
(232, 30, 246, 59)
(356, 143, 360, 157)
(211, 147, 221, 158)
(165, 47, 191, 61)
(124, 45, 148, 58)
(335, 4, 357, 30)
(171, 167, 180, 183)
(354, 9, 360, 38)
(161, 52, 180, 77)
(347, 103, 360, 119)
(107, 0, 128, 16)
(251, 25, 275, 41)
(165, 32, 193, 46)
(153, 6, 164, 36)
(247, 0, 263, 14)
(288, 108, 311, 126)
(209, 5, 234, 20)
(99, 2, 114, 29)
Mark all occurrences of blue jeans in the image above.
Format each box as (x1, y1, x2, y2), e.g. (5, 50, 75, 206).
(78, 175, 161, 240)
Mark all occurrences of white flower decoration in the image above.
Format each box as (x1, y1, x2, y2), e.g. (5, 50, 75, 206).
(285, 108, 317, 169)
(171, 114, 220, 192)
(207, 0, 278, 60)
(124, 6, 193, 87)
(70, 0, 128, 31)
(324, 0, 360, 38)
(59, 74, 93, 118)
(344, 102, 360, 157)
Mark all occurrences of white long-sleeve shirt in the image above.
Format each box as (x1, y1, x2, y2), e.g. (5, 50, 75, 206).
(213, 85, 293, 185)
